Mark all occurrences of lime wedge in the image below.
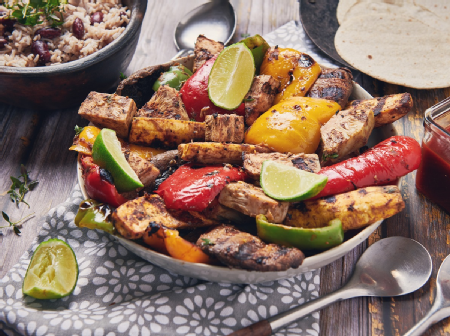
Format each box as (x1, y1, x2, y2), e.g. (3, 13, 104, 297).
(208, 43, 255, 110)
(92, 128, 143, 192)
(23, 239, 78, 299)
(260, 160, 328, 201)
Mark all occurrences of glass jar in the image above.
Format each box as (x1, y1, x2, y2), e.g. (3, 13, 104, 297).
(416, 97, 450, 214)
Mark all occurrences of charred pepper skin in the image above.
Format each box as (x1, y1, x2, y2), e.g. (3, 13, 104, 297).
(80, 156, 128, 208)
(75, 199, 115, 234)
(256, 215, 344, 251)
(179, 55, 245, 122)
(155, 163, 246, 212)
(313, 136, 422, 199)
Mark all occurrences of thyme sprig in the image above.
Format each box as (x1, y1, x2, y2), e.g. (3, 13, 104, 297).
(1, 211, 35, 236)
(2, 0, 66, 27)
(8, 165, 39, 208)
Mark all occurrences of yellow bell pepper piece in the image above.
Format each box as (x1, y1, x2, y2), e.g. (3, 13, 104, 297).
(260, 47, 321, 104)
(69, 126, 101, 155)
(244, 97, 341, 154)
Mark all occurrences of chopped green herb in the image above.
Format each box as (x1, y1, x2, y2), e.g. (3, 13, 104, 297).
(74, 125, 84, 136)
(8, 165, 39, 208)
(201, 238, 215, 246)
(243, 97, 254, 102)
(322, 153, 339, 161)
(0, 211, 35, 236)
(3, 0, 67, 27)
(119, 72, 127, 80)
(240, 33, 250, 38)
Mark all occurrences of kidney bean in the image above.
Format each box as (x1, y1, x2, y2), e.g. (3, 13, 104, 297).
(31, 40, 51, 65)
(0, 16, 16, 32)
(90, 11, 103, 25)
(72, 18, 84, 39)
(0, 37, 7, 49)
(35, 27, 61, 39)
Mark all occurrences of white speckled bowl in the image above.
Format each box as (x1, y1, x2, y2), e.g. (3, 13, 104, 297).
(78, 57, 396, 284)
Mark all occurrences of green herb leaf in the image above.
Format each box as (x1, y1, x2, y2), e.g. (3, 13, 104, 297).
(8, 165, 38, 208)
(3, 0, 65, 27)
(201, 238, 215, 246)
(74, 125, 84, 136)
(322, 153, 339, 161)
(2, 211, 10, 222)
(0, 212, 34, 236)
(241, 33, 250, 38)
(119, 72, 127, 80)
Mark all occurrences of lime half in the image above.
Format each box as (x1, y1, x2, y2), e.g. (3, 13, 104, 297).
(92, 128, 143, 192)
(260, 160, 328, 201)
(208, 43, 255, 110)
(23, 239, 78, 299)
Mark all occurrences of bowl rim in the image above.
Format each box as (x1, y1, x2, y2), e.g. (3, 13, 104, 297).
(0, 0, 146, 76)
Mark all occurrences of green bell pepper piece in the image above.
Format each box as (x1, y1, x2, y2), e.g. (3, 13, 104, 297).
(152, 65, 193, 91)
(239, 34, 270, 74)
(75, 199, 115, 234)
(256, 215, 344, 251)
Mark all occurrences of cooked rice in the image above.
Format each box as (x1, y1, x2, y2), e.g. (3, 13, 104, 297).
(0, 0, 129, 67)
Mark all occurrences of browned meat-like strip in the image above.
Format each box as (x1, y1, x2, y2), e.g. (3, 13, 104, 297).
(78, 92, 137, 139)
(244, 75, 280, 126)
(307, 67, 353, 108)
(202, 200, 252, 225)
(178, 142, 271, 165)
(205, 114, 245, 143)
(123, 151, 160, 188)
(218, 181, 289, 223)
(112, 194, 218, 239)
(320, 104, 374, 166)
(243, 152, 320, 179)
(136, 85, 189, 121)
(193, 35, 224, 72)
(149, 149, 179, 171)
(197, 225, 305, 271)
(346, 93, 413, 128)
(116, 64, 166, 109)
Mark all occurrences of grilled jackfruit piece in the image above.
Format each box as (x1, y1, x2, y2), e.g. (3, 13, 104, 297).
(193, 35, 224, 72)
(243, 152, 320, 180)
(346, 93, 413, 128)
(284, 186, 405, 231)
(129, 117, 205, 149)
(178, 142, 271, 165)
(112, 195, 218, 240)
(244, 75, 280, 126)
(205, 114, 244, 143)
(320, 103, 375, 166)
(78, 92, 137, 139)
(123, 151, 160, 188)
(136, 85, 189, 121)
(218, 181, 289, 223)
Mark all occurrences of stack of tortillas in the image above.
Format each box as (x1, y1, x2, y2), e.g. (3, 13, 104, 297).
(335, 0, 450, 89)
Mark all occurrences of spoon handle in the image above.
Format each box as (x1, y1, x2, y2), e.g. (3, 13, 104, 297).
(172, 49, 193, 60)
(403, 304, 449, 336)
(228, 286, 356, 336)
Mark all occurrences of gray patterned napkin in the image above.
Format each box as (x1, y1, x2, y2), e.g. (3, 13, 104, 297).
(0, 21, 336, 336)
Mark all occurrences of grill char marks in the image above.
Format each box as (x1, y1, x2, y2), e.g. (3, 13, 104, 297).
(197, 225, 305, 271)
(307, 67, 353, 108)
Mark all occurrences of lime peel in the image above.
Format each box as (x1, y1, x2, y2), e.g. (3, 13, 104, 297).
(260, 160, 328, 201)
(22, 238, 78, 299)
(92, 128, 143, 193)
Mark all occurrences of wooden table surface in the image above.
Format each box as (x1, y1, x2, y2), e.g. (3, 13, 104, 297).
(1, 1, 450, 335)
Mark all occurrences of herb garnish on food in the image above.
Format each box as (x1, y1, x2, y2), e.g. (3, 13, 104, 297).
(0, 211, 34, 236)
(8, 165, 39, 208)
(119, 72, 127, 80)
(201, 238, 215, 246)
(74, 125, 84, 136)
(2, 0, 66, 27)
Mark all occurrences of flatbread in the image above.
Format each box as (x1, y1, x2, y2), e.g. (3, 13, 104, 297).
(335, 13, 450, 89)
(336, 0, 359, 25)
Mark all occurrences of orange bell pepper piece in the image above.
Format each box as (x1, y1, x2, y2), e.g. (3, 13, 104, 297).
(69, 126, 101, 155)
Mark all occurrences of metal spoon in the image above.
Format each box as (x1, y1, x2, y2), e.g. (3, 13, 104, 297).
(173, 0, 236, 60)
(229, 237, 432, 336)
(403, 254, 450, 336)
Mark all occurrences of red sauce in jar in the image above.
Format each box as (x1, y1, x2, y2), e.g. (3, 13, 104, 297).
(416, 125, 450, 213)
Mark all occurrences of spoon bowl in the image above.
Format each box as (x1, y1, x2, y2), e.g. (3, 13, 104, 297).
(173, 0, 236, 59)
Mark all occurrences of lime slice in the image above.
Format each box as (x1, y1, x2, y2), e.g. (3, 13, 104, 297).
(260, 160, 328, 201)
(208, 43, 255, 110)
(23, 239, 78, 299)
(92, 128, 143, 192)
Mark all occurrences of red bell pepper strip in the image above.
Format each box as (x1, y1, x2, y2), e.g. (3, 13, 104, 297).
(80, 156, 128, 208)
(155, 163, 246, 211)
(313, 136, 421, 199)
(179, 55, 245, 122)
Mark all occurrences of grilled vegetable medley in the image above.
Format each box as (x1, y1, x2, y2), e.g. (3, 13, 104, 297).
(71, 34, 420, 272)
